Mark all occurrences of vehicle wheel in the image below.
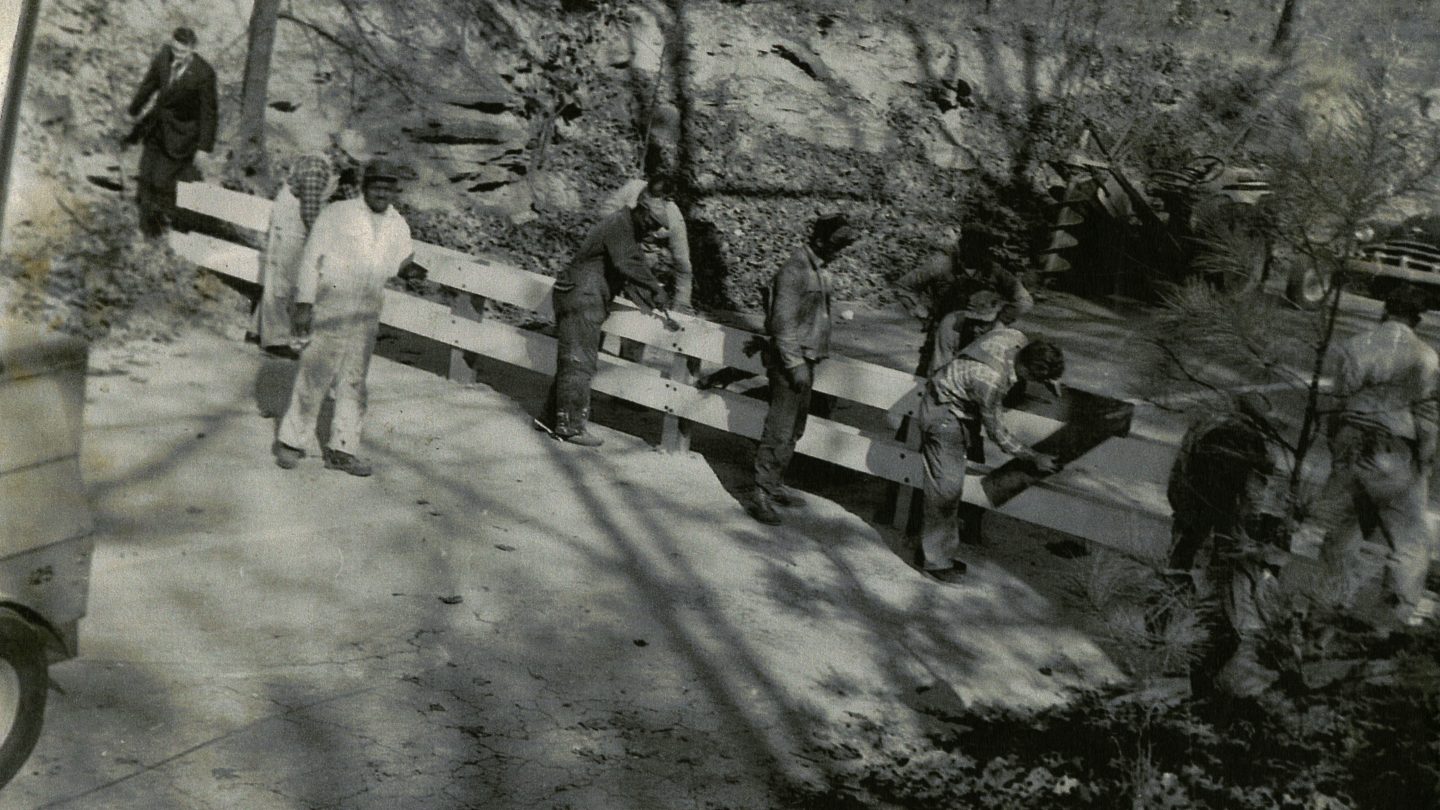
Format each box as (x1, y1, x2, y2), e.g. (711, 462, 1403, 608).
(1285, 263, 1334, 310)
(1192, 199, 1270, 294)
(1368, 277, 1398, 306)
(0, 612, 48, 789)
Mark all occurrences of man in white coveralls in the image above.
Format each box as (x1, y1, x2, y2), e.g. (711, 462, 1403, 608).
(273, 159, 418, 477)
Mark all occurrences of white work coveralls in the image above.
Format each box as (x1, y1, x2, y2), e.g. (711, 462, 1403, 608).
(277, 198, 413, 455)
(254, 186, 307, 351)
(1312, 319, 1440, 622)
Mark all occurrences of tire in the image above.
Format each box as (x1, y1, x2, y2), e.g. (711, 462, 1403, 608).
(1191, 199, 1271, 295)
(0, 612, 48, 790)
(1285, 263, 1333, 310)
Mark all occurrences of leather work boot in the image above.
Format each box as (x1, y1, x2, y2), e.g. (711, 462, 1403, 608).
(323, 449, 374, 477)
(748, 493, 782, 525)
(1216, 638, 1278, 698)
(771, 486, 806, 508)
(274, 442, 304, 470)
(926, 562, 969, 584)
(556, 408, 604, 447)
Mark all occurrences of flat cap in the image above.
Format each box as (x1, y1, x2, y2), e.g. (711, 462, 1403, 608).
(363, 159, 404, 183)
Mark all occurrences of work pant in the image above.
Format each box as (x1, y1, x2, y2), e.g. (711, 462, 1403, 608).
(277, 304, 381, 456)
(1311, 422, 1434, 620)
(919, 393, 970, 571)
(548, 291, 607, 435)
(136, 145, 195, 238)
(255, 262, 299, 351)
(754, 360, 814, 498)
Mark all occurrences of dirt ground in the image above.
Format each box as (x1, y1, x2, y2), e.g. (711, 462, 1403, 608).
(3, 321, 1121, 810)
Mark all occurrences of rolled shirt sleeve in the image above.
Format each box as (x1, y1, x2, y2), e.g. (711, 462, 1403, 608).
(933, 360, 1034, 460)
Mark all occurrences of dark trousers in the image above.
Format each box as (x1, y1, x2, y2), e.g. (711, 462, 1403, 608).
(547, 291, 607, 434)
(136, 144, 197, 238)
(919, 394, 971, 570)
(754, 361, 814, 497)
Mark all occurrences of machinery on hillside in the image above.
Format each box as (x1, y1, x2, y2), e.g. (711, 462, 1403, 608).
(1038, 129, 1274, 299)
(1286, 214, 1440, 310)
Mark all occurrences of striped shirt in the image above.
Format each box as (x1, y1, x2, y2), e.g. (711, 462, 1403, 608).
(931, 355, 1032, 460)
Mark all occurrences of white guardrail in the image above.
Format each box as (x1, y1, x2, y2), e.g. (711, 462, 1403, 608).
(171, 182, 1175, 556)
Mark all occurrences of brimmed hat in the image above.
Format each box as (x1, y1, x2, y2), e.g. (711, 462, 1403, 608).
(363, 159, 403, 184)
(812, 213, 858, 247)
(962, 290, 1004, 321)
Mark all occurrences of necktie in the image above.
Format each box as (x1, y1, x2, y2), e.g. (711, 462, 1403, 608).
(169, 58, 187, 87)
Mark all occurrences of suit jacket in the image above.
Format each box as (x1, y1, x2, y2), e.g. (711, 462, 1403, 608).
(127, 46, 218, 162)
(766, 245, 832, 368)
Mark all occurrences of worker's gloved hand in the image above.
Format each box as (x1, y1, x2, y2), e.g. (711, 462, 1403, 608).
(291, 302, 314, 337)
(785, 362, 813, 392)
(1032, 453, 1060, 474)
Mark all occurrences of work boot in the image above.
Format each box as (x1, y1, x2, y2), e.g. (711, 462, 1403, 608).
(748, 493, 782, 525)
(555, 408, 604, 447)
(1215, 638, 1278, 698)
(323, 449, 374, 477)
(771, 486, 806, 508)
(274, 442, 304, 470)
(925, 562, 969, 585)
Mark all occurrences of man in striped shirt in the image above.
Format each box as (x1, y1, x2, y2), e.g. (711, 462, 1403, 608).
(920, 328, 1063, 582)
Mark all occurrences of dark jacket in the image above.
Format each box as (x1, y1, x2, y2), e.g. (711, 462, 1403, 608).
(766, 246, 832, 368)
(555, 208, 667, 314)
(126, 46, 218, 162)
(897, 250, 1030, 325)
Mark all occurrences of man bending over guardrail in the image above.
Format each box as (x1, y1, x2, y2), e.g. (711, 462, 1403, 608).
(918, 332, 1063, 583)
(538, 191, 671, 447)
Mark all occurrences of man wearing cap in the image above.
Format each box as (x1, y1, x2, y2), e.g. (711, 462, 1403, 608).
(273, 160, 418, 476)
(749, 213, 859, 525)
(540, 190, 670, 446)
(1167, 394, 1289, 697)
(896, 225, 1034, 377)
(254, 154, 334, 358)
(919, 328, 1063, 581)
(1300, 288, 1440, 628)
(125, 26, 218, 238)
(928, 289, 1005, 376)
(601, 146, 694, 313)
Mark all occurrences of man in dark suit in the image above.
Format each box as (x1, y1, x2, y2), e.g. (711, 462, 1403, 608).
(749, 213, 859, 525)
(125, 26, 218, 238)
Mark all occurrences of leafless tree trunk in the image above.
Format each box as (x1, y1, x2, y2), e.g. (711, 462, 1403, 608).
(1271, 0, 1300, 57)
(236, 0, 281, 183)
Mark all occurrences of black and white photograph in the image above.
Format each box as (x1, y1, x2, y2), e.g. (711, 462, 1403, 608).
(2, 0, 1439, 807)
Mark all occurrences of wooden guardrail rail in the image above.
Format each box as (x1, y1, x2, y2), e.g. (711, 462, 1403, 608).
(171, 182, 1175, 555)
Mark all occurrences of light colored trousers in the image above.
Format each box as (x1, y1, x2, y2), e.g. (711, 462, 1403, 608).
(1311, 423, 1435, 620)
(277, 295, 381, 456)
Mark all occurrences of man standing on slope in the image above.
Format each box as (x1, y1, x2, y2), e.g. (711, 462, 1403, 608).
(541, 191, 670, 447)
(896, 225, 1033, 377)
(749, 213, 859, 525)
(1302, 288, 1439, 628)
(253, 154, 334, 358)
(124, 26, 218, 238)
(273, 160, 419, 477)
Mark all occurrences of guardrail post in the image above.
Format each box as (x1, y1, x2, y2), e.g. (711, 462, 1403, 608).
(890, 393, 924, 532)
(661, 351, 700, 453)
(448, 292, 487, 384)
